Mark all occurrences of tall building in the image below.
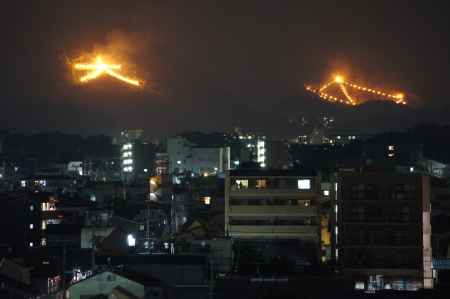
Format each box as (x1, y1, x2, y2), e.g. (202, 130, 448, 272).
(225, 168, 321, 272)
(120, 130, 155, 181)
(334, 172, 433, 291)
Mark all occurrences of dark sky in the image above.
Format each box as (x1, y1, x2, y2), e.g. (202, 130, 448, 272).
(2, 0, 450, 138)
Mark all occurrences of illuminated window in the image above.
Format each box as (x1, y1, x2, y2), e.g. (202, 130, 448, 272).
(42, 220, 47, 230)
(235, 180, 248, 189)
(256, 179, 267, 189)
(388, 153, 395, 158)
(41, 202, 55, 211)
(30, 205, 34, 211)
(298, 179, 311, 190)
(203, 196, 211, 205)
(304, 200, 310, 207)
(29, 242, 34, 247)
(41, 238, 47, 246)
(21, 180, 26, 187)
(388, 145, 395, 151)
(323, 190, 330, 196)
(29, 224, 34, 229)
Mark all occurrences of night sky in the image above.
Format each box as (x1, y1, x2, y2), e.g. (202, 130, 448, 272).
(2, 1, 450, 138)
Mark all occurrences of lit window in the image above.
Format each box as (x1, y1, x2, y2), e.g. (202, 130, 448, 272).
(304, 200, 310, 207)
(388, 153, 395, 158)
(29, 224, 34, 229)
(42, 220, 47, 230)
(323, 190, 330, 196)
(29, 242, 34, 247)
(122, 159, 133, 165)
(410, 166, 414, 173)
(388, 145, 395, 151)
(235, 180, 249, 189)
(203, 196, 211, 205)
(41, 238, 47, 246)
(298, 179, 311, 190)
(256, 179, 267, 189)
(177, 160, 182, 165)
(41, 202, 55, 211)
(30, 205, 34, 211)
(21, 180, 26, 187)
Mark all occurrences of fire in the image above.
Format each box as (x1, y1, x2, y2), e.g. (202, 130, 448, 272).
(306, 73, 407, 106)
(73, 56, 141, 87)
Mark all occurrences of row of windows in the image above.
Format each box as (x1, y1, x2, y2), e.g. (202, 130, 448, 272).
(341, 248, 420, 268)
(343, 206, 419, 223)
(345, 184, 418, 200)
(343, 230, 420, 246)
(229, 217, 316, 226)
(231, 179, 312, 190)
(230, 198, 312, 207)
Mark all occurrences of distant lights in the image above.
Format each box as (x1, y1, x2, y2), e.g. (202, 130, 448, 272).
(122, 143, 132, 150)
(127, 234, 136, 247)
(122, 159, 133, 165)
(123, 166, 133, 172)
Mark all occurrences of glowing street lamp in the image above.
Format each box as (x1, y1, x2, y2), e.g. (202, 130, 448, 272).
(127, 234, 136, 247)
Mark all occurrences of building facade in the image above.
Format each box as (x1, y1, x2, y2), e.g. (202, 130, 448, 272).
(167, 136, 230, 180)
(334, 172, 433, 291)
(225, 169, 321, 271)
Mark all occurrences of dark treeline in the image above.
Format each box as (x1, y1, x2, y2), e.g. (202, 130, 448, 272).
(1, 132, 118, 162)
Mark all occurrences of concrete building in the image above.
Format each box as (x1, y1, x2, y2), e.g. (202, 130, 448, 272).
(334, 172, 433, 291)
(225, 169, 321, 273)
(167, 136, 230, 180)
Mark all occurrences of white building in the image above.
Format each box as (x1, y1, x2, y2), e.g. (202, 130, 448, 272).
(167, 136, 230, 180)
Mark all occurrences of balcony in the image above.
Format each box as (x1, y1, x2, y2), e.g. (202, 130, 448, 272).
(229, 205, 317, 216)
(228, 225, 318, 238)
(229, 187, 315, 197)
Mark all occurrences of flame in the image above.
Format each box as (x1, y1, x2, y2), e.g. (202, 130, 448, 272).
(73, 56, 141, 87)
(305, 73, 407, 106)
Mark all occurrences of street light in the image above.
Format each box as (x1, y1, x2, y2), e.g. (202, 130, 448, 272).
(127, 234, 136, 247)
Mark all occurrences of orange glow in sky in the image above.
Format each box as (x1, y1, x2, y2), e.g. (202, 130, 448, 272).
(73, 56, 141, 87)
